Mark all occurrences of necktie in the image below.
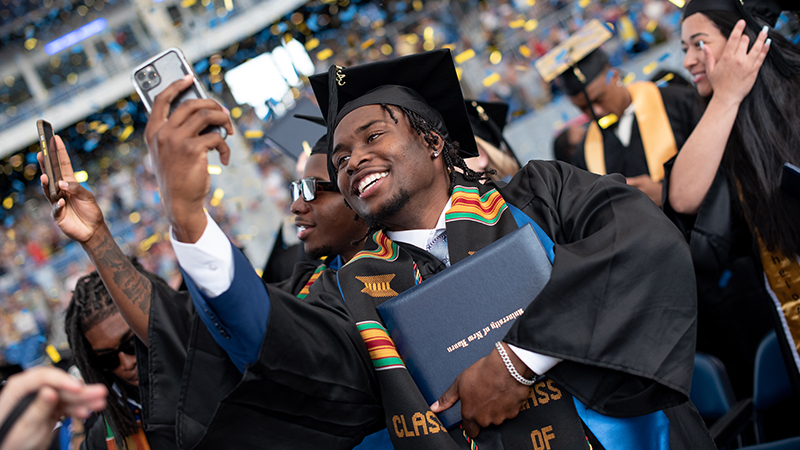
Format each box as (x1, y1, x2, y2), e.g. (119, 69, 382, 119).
(425, 229, 450, 267)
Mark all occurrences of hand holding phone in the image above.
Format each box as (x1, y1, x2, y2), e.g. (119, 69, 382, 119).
(36, 133, 106, 244)
(36, 120, 65, 202)
(132, 48, 227, 139)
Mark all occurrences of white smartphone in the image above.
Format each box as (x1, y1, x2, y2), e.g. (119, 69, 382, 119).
(131, 47, 227, 138)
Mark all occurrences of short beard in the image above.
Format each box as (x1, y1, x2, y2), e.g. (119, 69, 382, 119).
(361, 188, 410, 230)
(306, 244, 334, 260)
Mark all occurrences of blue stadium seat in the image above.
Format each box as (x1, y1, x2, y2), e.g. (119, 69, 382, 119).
(753, 331, 794, 443)
(691, 353, 753, 448)
(692, 353, 738, 419)
(740, 437, 800, 450)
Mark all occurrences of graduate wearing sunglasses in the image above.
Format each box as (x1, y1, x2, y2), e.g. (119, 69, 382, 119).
(66, 263, 156, 450)
(289, 134, 368, 266)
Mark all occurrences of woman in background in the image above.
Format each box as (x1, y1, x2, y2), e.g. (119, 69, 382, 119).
(665, 0, 800, 411)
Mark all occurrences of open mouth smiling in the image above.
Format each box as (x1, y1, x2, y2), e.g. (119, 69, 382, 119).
(355, 171, 388, 197)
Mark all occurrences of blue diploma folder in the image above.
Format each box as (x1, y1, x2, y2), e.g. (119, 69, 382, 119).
(376, 224, 553, 429)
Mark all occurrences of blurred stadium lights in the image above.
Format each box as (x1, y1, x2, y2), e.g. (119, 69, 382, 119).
(0, 0, 306, 160)
(225, 50, 293, 120)
(44, 18, 108, 56)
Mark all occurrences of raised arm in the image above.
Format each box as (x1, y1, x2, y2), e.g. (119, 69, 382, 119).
(669, 20, 769, 214)
(144, 77, 271, 370)
(39, 136, 151, 345)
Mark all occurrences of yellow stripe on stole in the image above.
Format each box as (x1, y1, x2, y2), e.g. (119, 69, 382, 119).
(584, 81, 678, 182)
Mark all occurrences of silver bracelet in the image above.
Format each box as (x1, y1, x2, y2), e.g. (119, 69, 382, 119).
(495, 341, 538, 386)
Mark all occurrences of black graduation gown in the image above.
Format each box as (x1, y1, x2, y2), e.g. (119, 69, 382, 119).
(662, 159, 779, 399)
(185, 161, 713, 449)
(574, 85, 703, 178)
(80, 415, 107, 450)
(137, 260, 331, 450)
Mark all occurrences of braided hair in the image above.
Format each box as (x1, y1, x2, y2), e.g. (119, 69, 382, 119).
(380, 103, 494, 192)
(65, 259, 149, 449)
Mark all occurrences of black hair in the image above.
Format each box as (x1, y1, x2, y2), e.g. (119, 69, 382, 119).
(379, 103, 494, 192)
(701, 10, 800, 256)
(65, 257, 153, 449)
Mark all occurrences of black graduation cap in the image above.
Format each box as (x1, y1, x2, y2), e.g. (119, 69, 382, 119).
(264, 98, 326, 161)
(465, 99, 522, 168)
(465, 100, 509, 148)
(308, 49, 478, 160)
(684, 0, 795, 27)
(294, 114, 329, 156)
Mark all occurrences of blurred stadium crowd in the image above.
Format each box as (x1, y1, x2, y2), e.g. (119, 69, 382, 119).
(0, 0, 795, 369)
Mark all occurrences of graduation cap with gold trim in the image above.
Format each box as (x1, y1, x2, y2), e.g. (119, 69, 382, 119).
(534, 19, 613, 96)
(465, 100, 508, 149)
(308, 49, 479, 159)
(464, 100, 521, 167)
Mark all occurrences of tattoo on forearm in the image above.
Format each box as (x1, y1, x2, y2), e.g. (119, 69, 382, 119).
(90, 233, 151, 316)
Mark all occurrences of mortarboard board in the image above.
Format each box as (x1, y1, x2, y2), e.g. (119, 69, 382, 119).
(294, 114, 329, 156)
(308, 49, 478, 162)
(555, 50, 610, 96)
(264, 99, 327, 161)
(465, 100, 509, 149)
(534, 19, 613, 96)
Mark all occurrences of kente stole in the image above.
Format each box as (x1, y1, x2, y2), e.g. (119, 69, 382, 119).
(336, 181, 591, 450)
(103, 417, 150, 450)
(584, 81, 678, 182)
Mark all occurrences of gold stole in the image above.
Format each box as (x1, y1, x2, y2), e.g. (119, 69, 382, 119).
(757, 237, 800, 356)
(584, 81, 678, 182)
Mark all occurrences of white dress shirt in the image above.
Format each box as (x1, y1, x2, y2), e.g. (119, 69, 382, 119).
(614, 101, 637, 147)
(170, 211, 234, 297)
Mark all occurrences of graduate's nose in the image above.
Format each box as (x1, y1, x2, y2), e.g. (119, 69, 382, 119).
(683, 49, 698, 71)
(118, 352, 136, 371)
(291, 194, 311, 215)
(345, 146, 373, 178)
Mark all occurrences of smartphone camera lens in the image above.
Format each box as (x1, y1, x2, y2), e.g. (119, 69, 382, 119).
(137, 71, 146, 81)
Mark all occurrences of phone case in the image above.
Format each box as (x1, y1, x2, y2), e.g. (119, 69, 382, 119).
(781, 162, 800, 199)
(36, 120, 63, 200)
(131, 48, 227, 138)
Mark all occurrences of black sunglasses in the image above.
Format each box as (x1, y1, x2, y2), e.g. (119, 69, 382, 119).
(90, 334, 136, 371)
(290, 177, 336, 202)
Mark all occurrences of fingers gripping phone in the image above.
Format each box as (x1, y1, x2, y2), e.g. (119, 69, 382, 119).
(131, 48, 228, 139)
(36, 119, 65, 201)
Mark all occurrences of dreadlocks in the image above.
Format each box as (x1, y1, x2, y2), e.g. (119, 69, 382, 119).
(65, 258, 150, 449)
(380, 104, 494, 193)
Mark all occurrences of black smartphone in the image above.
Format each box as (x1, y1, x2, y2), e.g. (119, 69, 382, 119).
(131, 48, 227, 138)
(781, 162, 800, 199)
(36, 119, 64, 200)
